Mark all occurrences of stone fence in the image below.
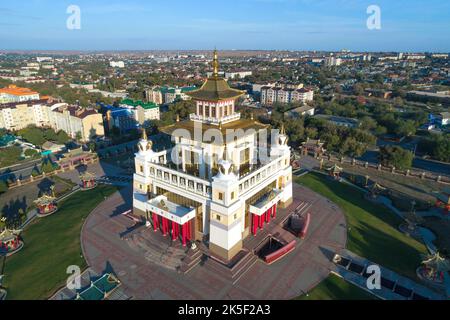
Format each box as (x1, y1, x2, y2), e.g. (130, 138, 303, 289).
(6, 157, 99, 190)
(318, 153, 450, 185)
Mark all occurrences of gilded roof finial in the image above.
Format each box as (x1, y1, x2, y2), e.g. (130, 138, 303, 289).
(280, 123, 286, 135)
(223, 143, 227, 160)
(213, 49, 219, 78)
(141, 127, 148, 140)
(176, 114, 180, 122)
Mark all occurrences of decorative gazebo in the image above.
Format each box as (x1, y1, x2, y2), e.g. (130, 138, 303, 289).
(326, 164, 343, 180)
(300, 138, 325, 158)
(434, 187, 450, 215)
(417, 252, 450, 285)
(34, 194, 58, 217)
(80, 172, 97, 190)
(0, 228, 23, 256)
(366, 182, 387, 200)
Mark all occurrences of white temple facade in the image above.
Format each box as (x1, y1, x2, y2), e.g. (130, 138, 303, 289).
(133, 51, 293, 261)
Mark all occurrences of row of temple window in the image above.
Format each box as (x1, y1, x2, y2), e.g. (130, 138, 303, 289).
(144, 166, 211, 195)
(198, 104, 233, 118)
(238, 160, 283, 193)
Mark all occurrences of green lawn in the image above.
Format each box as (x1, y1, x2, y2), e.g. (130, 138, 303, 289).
(297, 273, 377, 300)
(3, 185, 118, 300)
(296, 172, 427, 280)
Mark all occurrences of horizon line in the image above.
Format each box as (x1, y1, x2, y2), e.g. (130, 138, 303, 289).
(1, 49, 449, 54)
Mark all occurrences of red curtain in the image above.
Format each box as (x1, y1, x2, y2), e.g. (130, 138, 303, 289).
(171, 221, 178, 241)
(152, 213, 159, 232)
(252, 214, 257, 236)
(182, 223, 187, 246)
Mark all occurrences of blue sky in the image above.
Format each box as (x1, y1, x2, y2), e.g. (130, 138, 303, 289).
(0, 0, 449, 52)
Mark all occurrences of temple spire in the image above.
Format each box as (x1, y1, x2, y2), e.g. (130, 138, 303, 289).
(141, 127, 148, 141)
(280, 123, 286, 135)
(212, 49, 219, 78)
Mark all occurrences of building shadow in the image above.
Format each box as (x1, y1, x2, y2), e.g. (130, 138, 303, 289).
(318, 246, 338, 262)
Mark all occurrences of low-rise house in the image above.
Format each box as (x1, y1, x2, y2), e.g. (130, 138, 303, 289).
(284, 105, 315, 118)
(314, 115, 360, 128)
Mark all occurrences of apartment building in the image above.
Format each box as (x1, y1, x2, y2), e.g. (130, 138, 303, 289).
(0, 99, 104, 142)
(324, 57, 342, 67)
(162, 86, 196, 104)
(260, 85, 314, 106)
(145, 87, 164, 105)
(49, 104, 105, 142)
(145, 86, 196, 104)
(0, 99, 51, 131)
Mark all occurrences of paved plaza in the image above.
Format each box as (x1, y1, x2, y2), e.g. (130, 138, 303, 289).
(81, 183, 347, 300)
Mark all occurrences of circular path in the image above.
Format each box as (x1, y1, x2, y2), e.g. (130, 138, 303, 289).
(81, 183, 347, 300)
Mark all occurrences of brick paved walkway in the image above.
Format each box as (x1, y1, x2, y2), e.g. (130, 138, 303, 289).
(81, 184, 347, 300)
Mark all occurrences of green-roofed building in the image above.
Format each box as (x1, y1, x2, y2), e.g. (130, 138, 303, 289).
(75, 273, 121, 301)
(118, 98, 161, 125)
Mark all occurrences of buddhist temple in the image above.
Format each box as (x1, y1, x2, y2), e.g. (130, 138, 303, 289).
(133, 50, 293, 261)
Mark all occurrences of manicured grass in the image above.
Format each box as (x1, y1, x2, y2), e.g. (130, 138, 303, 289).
(3, 185, 118, 300)
(296, 172, 427, 280)
(297, 273, 377, 300)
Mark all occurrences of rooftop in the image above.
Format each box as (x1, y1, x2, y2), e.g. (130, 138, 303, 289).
(0, 85, 39, 96)
(53, 105, 99, 119)
(121, 98, 159, 110)
(186, 50, 245, 102)
(161, 118, 268, 144)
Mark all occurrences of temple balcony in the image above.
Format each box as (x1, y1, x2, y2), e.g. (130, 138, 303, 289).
(238, 155, 288, 196)
(249, 188, 283, 216)
(133, 194, 196, 225)
(147, 161, 212, 198)
(189, 112, 241, 125)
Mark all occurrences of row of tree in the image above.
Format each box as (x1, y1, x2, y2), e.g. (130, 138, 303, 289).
(18, 126, 70, 147)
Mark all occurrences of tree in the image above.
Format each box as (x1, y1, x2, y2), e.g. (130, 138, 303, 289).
(41, 158, 59, 174)
(87, 142, 97, 152)
(18, 125, 45, 146)
(418, 133, 450, 162)
(75, 131, 83, 142)
(31, 167, 41, 177)
(395, 120, 416, 137)
(24, 149, 39, 158)
(379, 146, 413, 170)
(360, 116, 377, 131)
(56, 130, 70, 144)
(0, 180, 8, 194)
